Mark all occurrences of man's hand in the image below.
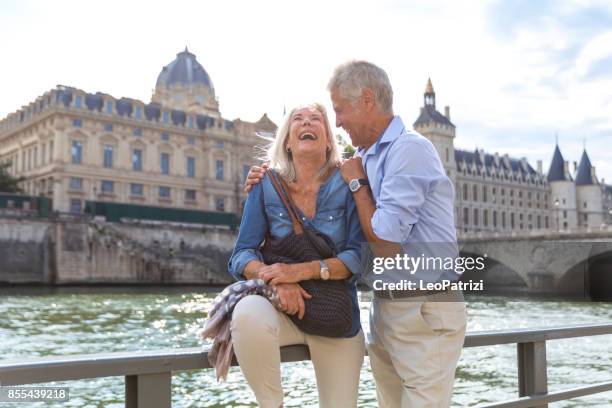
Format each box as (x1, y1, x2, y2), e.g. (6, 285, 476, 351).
(244, 163, 268, 193)
(340, 156, 366, 183)
(275, 283, 312, 319)
(259, 262, 315, 285)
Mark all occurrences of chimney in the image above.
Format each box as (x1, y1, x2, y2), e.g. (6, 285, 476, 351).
(537, 160, 542, 173)
(573, 161, 577, 173)
(591, 166, 597, 181)
(563, 160, 569, 176)
(444, 106, 450, 120)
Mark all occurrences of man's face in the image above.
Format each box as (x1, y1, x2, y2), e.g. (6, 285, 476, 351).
(330, 88, 367, 148)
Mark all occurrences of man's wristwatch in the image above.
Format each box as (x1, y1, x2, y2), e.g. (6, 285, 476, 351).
(319, 260, 330, 280)
(349, 178, 369, 193)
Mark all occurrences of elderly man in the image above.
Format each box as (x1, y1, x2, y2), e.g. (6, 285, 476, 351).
(245, 60, 466, 407)
(329, 61, 466, 408)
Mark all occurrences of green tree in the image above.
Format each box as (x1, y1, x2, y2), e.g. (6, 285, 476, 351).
(0, 161, 24, 193)
(335, 134, 356, 159)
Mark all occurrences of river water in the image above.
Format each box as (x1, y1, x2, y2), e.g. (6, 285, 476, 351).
(0, 287, 611, 407)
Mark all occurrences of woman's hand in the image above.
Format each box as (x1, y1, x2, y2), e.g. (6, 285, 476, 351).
(259, 262, 314, 285)
(275, 283, 311, 319)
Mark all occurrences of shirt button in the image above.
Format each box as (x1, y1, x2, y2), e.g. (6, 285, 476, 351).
(279, 212, 283, 216)
(329, 216, 333, 220)
(302, 217, 306, 221)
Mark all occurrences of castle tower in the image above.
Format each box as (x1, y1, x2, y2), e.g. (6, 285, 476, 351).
(575, 149, 603, 227)
(547, 144, 578, 230)
(413, 78, 456, 182)
(151, 48, 220, 116)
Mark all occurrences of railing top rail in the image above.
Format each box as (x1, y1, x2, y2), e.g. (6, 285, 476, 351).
(1, 323, 611, 386)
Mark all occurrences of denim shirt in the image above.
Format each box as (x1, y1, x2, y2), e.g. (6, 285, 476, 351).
(228, 168, 364, 336)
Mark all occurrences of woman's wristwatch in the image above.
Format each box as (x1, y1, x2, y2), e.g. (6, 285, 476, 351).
(319, 260, 330, 280)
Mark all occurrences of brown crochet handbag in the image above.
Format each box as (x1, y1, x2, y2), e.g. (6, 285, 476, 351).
(261, 169, 354, 338)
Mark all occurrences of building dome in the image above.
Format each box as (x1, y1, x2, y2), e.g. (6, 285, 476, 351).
(152, 48, 219, 115)
(156, 47, 214, 91)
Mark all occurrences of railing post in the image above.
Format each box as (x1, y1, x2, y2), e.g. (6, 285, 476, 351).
(517, 341, 548, 408)
(125, 372, 172, 408)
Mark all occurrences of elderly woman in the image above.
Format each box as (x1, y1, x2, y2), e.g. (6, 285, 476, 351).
(228, 103, 365, 408)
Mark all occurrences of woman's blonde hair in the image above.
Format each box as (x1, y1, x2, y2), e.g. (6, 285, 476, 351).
(267, 103, 340, 182)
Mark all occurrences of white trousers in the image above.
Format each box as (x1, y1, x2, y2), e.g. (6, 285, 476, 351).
(367, 292, 467, 408)
(231, 294, 365, 408)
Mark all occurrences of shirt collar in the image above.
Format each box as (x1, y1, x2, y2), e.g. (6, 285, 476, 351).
(357, 116, 405, 158)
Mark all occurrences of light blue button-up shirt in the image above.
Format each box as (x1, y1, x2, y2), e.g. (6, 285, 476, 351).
(357, 116, 459, 283)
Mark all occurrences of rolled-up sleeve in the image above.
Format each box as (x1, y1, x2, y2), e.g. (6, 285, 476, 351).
(371, 139, 435, 243)
(227, 182, 267, 280)
(337, 191, 366, 283)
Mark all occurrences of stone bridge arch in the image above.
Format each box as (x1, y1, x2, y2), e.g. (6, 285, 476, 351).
(460, 238, 612, 296)
(458, 248, 528, 293)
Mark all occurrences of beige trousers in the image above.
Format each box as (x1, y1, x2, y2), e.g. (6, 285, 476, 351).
(367, 292, 467, 408)
(231, 294, 365, 408)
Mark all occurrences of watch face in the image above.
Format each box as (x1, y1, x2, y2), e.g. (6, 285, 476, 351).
(321, 268, 330, 280)
(349, 179, 359, 192)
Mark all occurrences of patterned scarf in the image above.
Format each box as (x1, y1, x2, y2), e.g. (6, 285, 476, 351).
(200, 279, 281, 381)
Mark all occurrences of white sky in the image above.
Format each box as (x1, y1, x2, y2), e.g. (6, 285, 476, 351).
(2, 0, 612, 182)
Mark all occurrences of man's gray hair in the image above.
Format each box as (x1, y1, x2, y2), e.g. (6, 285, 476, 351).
(327, 60, 394, 114)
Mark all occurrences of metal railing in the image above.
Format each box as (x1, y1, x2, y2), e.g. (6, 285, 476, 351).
(1, 323, 611, 407)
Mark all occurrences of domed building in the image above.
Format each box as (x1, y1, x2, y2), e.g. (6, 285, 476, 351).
(152, 48, 220, 116)
(0, 49, 276, 216)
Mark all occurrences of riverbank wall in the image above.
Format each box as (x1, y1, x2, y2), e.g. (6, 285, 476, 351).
(0, 217, 236, 285)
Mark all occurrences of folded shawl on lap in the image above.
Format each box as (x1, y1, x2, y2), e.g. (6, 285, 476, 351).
(200, 279, 281, 381)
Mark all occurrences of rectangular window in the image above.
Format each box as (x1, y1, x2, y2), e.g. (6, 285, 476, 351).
(101, 180, 114, 193)
(133, 128, 142, 136)
(187, 156, 195, 178)
(185, 189, 196, 201)
(130, 183, 144, 196)
(71, 141, 83, 164)
(33, 147, 37, 168)
(132, 149, 143, 171)
(216, 140, 224, 148)
(188, 116, 194, 128)
(75, 95, 82, 108)
(215, 197, 225, 212)
(161, 132, 170, 141)
(69, 199, 82, 214)
(69, 177, 83, 191)
(187, 136, 195, 145)
(104, 123, 113, 132)
(473, 209, 479, 226)
(73, 119, 83, 127)
(103, 145, 113, 168)
(105, 100, 113, 114)
(42, 144, 46, 165)
(161, 153, 170, 175)
(215, 160, 224, 181)
(159, 186, 170, 198)
(134, 106, 142, 119)
(49, 141, 54, 161)
(162, 111, 169, 123)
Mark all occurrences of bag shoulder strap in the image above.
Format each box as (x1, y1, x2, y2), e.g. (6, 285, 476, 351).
(266, 169, 304, 234)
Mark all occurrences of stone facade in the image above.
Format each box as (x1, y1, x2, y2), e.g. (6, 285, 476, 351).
(413, 79, 608, 233)
(0, 49, 276, 215)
